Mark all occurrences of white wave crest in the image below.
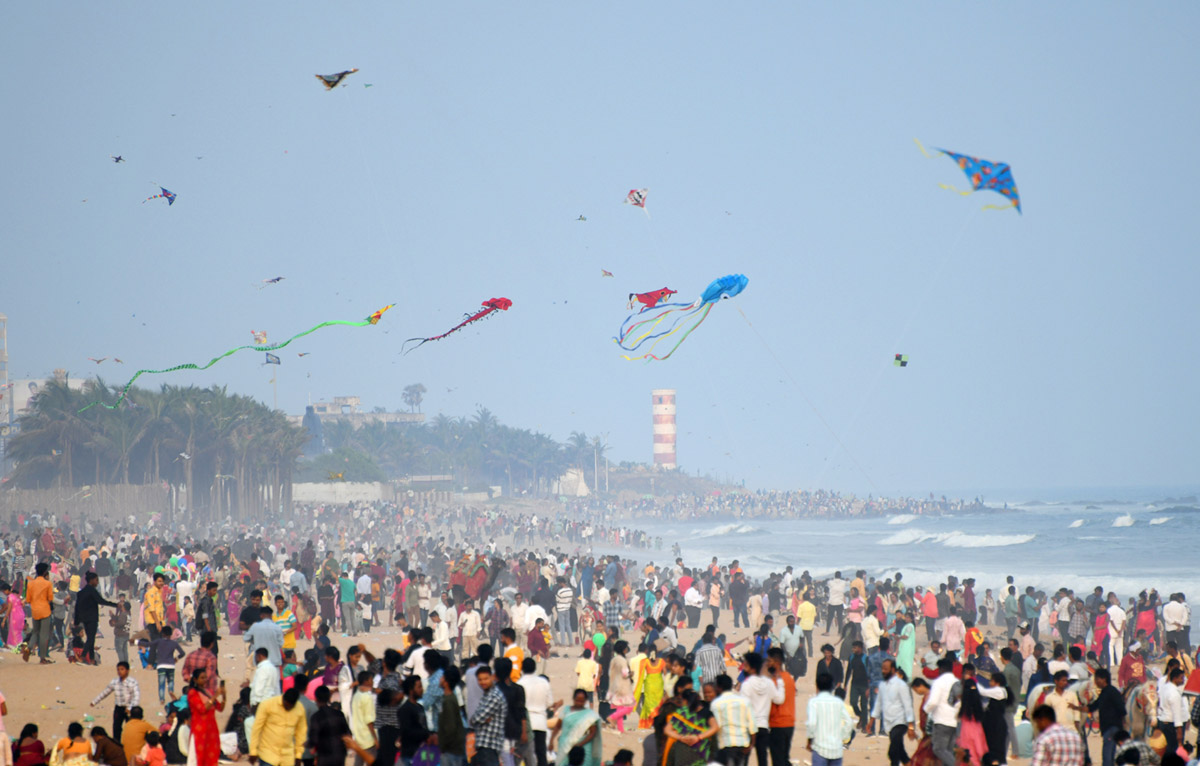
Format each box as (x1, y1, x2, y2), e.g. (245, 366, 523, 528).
(1149, 517, 1171, 526)
(878, 528, 1034, 548)
(941, 532, 1036, 548)
(1112, 514, 1135, 527)
(887, 514, 919, 525)
(691, 523, 760, 539)
(1068, 519, 1084, 528)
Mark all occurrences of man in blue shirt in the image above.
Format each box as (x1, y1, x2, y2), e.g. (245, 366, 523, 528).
(870, 658, 915, 766)
(244, 606, 284, 667)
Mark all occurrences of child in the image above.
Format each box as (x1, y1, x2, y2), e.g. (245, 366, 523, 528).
(180, 598, 195, 644)
(67, 623, 88, 664)
(150, 626, 185, 703)
(136, 731, 166, 766)
(359, 596, 372, 635)
(315, 623, 332, 652)
(574, 649, 599, 704)
(282, 649, 300, 679)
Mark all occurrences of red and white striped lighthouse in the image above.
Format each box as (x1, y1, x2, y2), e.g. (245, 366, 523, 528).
(652, 389, 677, 469)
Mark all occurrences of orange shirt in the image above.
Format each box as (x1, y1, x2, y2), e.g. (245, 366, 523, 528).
(26, 576, 53, 620)
(504, 645, 524, 681)
(768, 670, 796, 728)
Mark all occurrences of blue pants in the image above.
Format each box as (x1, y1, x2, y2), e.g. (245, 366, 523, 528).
(556, 610, 573, 646)
(157, 668, 175, 701)
(1101, 726, 1119, 766)
(811, 754, 842, 766)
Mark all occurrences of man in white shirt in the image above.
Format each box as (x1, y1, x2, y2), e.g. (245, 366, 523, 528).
(684, 584, 704, 629)
(861, 610, 882, 652)
(1158, 666, 1186, 754)
(739, 652, 785, 766)
(403, 631, 431, 683)
(923, 658, 960, 766)
(430, 612, 452, 659)
(517, 656, 558, 766)
(457, 600, 482, 661)
(1106, 600, 1127, 666)
(826, 573, 847, 634)
(246, 647, 280, 740)
(509, 594, 530, 649)
(1163, 593, 1190, 654)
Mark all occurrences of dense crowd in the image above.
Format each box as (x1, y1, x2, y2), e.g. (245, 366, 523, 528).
(0, 501, 1192, 766)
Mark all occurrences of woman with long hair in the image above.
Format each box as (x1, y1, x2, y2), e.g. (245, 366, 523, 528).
(980, 671, 1011, 761)
(956, 678, 987, 766)
(186, 667, 226, 766)
(606, 641, 636, 733)
(12, 724, 46, 766)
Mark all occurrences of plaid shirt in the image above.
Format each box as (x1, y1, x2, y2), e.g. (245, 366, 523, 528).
(92, 676, 140, 708)
(182, 648, 220, 695)
(469, 686, 508, 752)
(1114, 740, 1160, 766)
(1068, 609, 1089, 638)
(1031, 723, 1086, 766)
(604, 598, 623, 626)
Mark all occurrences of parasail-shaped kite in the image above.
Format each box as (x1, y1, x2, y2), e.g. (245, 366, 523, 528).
(144, 187, 176, 206)
(402, 298, 512, 354)
(624, 188, 648, 209)
(316, 69, 358, 90)
(918, 140, 1020, 213)
(616, 274, 748, 361)
(78, 303, 395, 412)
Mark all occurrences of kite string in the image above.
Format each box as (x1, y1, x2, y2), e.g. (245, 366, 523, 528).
(735, 306, 877, 492)
(816, 205, 980, 475)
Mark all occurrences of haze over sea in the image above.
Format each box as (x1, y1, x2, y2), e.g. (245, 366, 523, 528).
(625, 485, 1200, 619)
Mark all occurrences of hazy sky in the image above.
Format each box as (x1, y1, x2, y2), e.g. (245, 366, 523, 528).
(4, 4, 1198, 497)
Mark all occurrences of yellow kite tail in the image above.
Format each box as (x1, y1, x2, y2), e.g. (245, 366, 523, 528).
(914, 138, 940, 159)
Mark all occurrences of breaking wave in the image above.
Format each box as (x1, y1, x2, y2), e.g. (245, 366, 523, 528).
(1149, 517, 1171, 526)
(878, 529, 1035, 548)
(1069, 519, 1084, 528)
(887, 514, 919, 525)
(691, 523, 760, 539)
(1112, 514, 1135, 527)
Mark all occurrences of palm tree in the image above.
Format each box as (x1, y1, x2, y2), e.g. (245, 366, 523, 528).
(401, 383, 427, 413)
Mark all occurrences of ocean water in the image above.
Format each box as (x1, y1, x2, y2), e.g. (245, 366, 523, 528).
(631, 496, 1199, 608)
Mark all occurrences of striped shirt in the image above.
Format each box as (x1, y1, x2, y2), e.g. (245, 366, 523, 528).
(555, 587, 575, 614)
(806, 691, 852, 760)
(711, 692, 756, 748)
(695, 644, 724, 685)
(92, 676, 141, 708)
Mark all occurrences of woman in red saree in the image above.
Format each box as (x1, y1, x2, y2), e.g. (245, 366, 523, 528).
(187, 667, 227, 766)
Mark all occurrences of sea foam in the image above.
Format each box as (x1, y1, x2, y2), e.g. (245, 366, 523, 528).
(691, 523, 760, 539)
(1149, 517, 1171, 526)
(1068, 519, 1084, 528)
(1112, 514, 1135, 527)
(887, 514, 919, 525)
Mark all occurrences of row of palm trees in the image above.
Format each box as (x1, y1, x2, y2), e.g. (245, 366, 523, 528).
(4, 382, 618, 515)
(320, 407, 610, 496)
(4, 379, 307, 521)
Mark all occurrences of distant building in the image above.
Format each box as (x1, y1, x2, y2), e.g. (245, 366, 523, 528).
(300, 406, 325, 457)
(652, 389, 677, 469)
(287, 395, 424, 430)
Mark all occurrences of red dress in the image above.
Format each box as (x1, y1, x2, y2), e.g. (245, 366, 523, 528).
(187, 688, 225, 766)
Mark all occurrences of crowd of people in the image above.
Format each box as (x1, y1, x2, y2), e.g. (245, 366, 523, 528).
(0, 501, 1193, 766)
(610, 490, 989, 521)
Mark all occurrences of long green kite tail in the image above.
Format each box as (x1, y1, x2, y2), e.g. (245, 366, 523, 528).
(78, 304, 395, 413)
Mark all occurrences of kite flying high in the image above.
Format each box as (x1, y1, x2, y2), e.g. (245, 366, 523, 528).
(402, 298, 512, 354)
(624, 188, 648, 209)
(144, 187, 176, 206)
(616, 274, 748, 361)
(316, 69, 358, 90)
(78, 303, 395, 412)
(918, 140, 1021, 213)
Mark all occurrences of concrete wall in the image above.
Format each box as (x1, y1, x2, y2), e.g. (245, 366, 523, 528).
(292, 482, 388, 503)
